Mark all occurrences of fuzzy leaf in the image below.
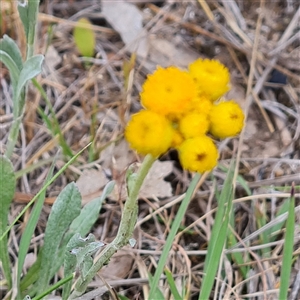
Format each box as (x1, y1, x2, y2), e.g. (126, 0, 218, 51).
(0, 50, 20, 91)
(17, 0, 39, 43)
(0, 35, 23, 71)
(70, 181, 115, 234)
(16, 158, 56, 297)
(15, 54, 44, 103)
(62, 233, 96, 300)
(35, 182, 81, 292)
(0, 155, 16, 288)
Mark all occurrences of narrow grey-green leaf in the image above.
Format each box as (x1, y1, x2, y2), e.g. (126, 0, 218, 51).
(74, 241, 104, 279)
(0, 155, 16, 288)
(0, 50, 19, 90)
(35, 182, 81, 292)
(73, 241, 104, 270)
(63, 235, 104, 299)
(15, 54, 44, 102)
(17, 1, 29, 40)
(0, 35, 23, 70)
(63, 233, 96, 299)
(0, 155, 15, 212)
(69, 181, 115, 234)
(16, 157, 56, 297)
(52, 181, 115, 284)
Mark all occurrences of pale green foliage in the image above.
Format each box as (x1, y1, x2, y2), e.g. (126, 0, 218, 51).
(73, 18, 95, 57)
(0, 156, 16, 288)
(35, 183, 82, 292)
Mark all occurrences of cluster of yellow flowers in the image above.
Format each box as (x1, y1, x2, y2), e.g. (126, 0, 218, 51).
(125, 58, 245, 173)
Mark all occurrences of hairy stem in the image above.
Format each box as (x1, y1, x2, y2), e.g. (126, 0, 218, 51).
(70, 154, 156, 298)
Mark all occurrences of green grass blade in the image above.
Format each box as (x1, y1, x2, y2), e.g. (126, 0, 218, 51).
(203, 164, 234, 273)
(265, 199, 290, 242)
(198, 162, 235, 300)
(227, 215, 248, 279)
(148, 173, 201, 300)
(20, 253, 42, 293)
(279, 185, 295, 300)
(164, 268, 183, 299)
(218, 164, 251, 196)
(0, 155, 16, 289)
(16, 156, 56, 296)
(118, 296, 131, 300)
(31, 273, 74, 300)
(148, 273, 165, 300)
(255, 202, 270, 257)
(32, 78, 73, 157)
(15, 157, 58, 179)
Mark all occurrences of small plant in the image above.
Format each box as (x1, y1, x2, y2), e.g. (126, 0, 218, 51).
(0, 1, 296, 300)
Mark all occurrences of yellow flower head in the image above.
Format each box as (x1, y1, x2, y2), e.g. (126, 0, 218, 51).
(171, 129, 184, 148)
(209, 100, 245, 139)
(189, 95, 213, 114)
(140, 66, 197, 118)
(188, 59, 230, 101)
(125, 110, 174, 157)
(179, 112, 209, 139)
(178, 135, 219, 173)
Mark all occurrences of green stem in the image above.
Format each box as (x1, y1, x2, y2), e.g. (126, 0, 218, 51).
(148, 173, 201, 300)
(70, 154, 156, 298)
(31, 273, 74, 300)
(5, 115, 23, 158)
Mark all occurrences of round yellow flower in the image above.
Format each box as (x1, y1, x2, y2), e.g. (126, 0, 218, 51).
(209, 100, 245, 139)
(189, 95, 213, 114)
(179, 112, 209, 139)
(178, 135, 219, 173)
(140, 66, 197, 118)
(171, 129, 184, 148)
(125, 110, 174, 157)
(188, 59, 230, 101)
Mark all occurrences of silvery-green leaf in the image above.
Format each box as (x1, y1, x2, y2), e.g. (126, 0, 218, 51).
(0, 155, 16, 288)
(15, 54, 44, 103)
(0, 50, 19, 91)
(0, 35, 23, 70)
(35, 182, 81, 293)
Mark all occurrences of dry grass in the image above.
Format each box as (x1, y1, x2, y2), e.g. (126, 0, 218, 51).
(1, 0, 300, 299)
